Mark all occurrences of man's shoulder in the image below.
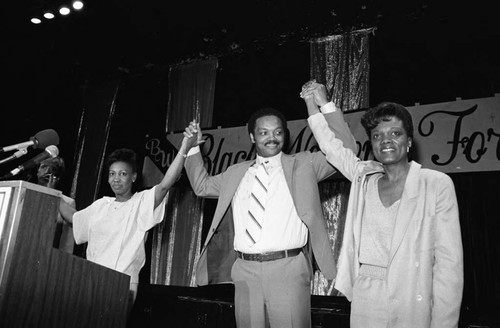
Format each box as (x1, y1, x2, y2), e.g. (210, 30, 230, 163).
(227, 159, 253, 171)
(284, 150, 318, 160)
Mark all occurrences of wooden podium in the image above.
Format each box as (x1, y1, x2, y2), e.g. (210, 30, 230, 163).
(0, 181, 130, 328)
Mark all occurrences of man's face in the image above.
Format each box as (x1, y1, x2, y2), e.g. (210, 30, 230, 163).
(37, 161, 58, 187)
(250, 115, 285, 158)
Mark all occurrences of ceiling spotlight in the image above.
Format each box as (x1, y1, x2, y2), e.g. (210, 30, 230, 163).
(59, 7, 71, 15)
(43, 12, 55, 19)
(73, 1, 84, 10)
(31, 18, 42, 24)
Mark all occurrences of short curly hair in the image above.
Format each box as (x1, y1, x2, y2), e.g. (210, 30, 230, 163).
(105, 148, 138, 173)
(247, 107, 288, 136)
(361, 102, 414, 139)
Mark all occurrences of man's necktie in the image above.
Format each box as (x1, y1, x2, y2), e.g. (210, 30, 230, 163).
(246, 162, 269, 246)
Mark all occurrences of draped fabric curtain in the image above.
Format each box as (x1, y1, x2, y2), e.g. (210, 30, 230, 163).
(150, 58, 218, 286)
(309, 29, 373, 296)
(310, 29, 372, 112)
(70, 80, 120, 205)
(149, 177, 205, 286)
(165, 57, 218, 131)
(70, 80, 120, 257)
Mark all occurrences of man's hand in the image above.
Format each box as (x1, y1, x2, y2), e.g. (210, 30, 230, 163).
(300, 80, 323, 116)
(304, 94, 320, 116)
(182, 121, 205, 152)
(300, 81, 329, 108)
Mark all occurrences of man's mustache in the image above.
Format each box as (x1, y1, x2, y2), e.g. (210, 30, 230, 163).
(265, 140, 280, 146)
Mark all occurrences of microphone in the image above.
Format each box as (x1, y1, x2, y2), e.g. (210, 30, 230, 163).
(0, 129, 59, 153)
(2, 145, 59, 179)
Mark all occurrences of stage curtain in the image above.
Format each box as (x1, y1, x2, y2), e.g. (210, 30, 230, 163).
(450, 171, 500, 320)
(149, 178, 205, 286)
(69, 80, 120, 257)
(166, 57, 218, 131)
(149, 58, 217, 286)
(310, 29, 373, 296)
(310, 28, 372, 113)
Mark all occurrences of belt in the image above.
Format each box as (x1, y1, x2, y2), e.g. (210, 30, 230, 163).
(237, 247, 303, 262)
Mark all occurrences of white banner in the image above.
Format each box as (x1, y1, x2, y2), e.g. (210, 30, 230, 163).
(152, 94, 500, 175)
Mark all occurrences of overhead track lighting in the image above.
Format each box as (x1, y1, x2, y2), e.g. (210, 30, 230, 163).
(59, 7, 71, 15)
(73, 1, 84, 10)
(30, 1, 85, 24)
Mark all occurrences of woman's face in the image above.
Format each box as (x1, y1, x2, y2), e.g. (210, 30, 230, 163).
(370, 116, 412, 166)
(108, 161, 136, 198)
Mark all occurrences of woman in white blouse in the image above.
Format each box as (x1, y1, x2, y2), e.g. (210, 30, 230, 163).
(59, 134, 193, 310)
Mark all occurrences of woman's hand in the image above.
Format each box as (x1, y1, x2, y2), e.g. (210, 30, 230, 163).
(300, 81, 329, 108)
(181, 121, 205, 154)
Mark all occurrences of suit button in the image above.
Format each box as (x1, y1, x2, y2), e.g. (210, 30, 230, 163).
(415, 261, 419, 267)
(416, 295, 423, 301)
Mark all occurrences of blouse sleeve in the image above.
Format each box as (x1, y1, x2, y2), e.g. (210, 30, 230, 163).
(72, 200, 98, 245)
(431, 174, 464, 327)
(136, 185, 166, 231)
(307, 112, 363, 182)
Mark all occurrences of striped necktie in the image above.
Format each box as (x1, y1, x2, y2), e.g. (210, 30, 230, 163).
(246, 162, 269, 246)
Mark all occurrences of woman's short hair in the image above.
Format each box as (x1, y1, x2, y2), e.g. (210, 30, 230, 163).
(360, 102, 414, 139)
(105, 148, 138, 173)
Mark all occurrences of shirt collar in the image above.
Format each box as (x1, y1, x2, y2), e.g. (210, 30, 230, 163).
(256, 152, 282, 170)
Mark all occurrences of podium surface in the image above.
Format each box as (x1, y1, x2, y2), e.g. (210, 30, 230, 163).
(0, 180, 130, 328)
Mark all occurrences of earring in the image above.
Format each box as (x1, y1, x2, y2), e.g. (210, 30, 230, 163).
(407, 146, 410, 152)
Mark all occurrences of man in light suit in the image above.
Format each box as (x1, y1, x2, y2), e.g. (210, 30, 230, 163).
(182, 94, 356, 327)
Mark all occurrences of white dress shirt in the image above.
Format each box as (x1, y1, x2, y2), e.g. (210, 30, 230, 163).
(232, 152, 308, 253)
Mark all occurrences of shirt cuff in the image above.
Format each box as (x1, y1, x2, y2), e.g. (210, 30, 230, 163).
(320, 102, 339, 113)
(307, 112, 326, 126)
(187, 146, 200, 156)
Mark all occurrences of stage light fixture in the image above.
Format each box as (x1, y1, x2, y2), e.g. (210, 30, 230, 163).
(30, 1, 84, 24)
(59, 7, 71, 15)
(73, 1, 84, 10)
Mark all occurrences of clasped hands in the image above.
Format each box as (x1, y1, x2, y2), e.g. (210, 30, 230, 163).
(183, 120, 205, 151)
(299, 79, 329, 108)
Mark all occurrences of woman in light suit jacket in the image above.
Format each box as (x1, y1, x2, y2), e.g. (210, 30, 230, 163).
(302, 83, 464, 328)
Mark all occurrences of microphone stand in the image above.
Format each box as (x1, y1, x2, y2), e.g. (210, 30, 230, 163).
(0, 147, 28, 165)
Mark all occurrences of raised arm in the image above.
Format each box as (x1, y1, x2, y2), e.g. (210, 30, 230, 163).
(182, 122, 225, 198)
(301, 82, 356, 153)
(153, 121, 202, 209)
(301, 81, 362, 181)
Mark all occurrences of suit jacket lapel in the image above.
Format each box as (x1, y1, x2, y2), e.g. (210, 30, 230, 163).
(389, 161, 421, 265)
(202, 160, 255, 253)
(281, 154, 295, 193)
(214, 160, 255, 220)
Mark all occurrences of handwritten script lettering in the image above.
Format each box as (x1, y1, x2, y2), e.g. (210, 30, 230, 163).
(419, 105, 497, 166)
